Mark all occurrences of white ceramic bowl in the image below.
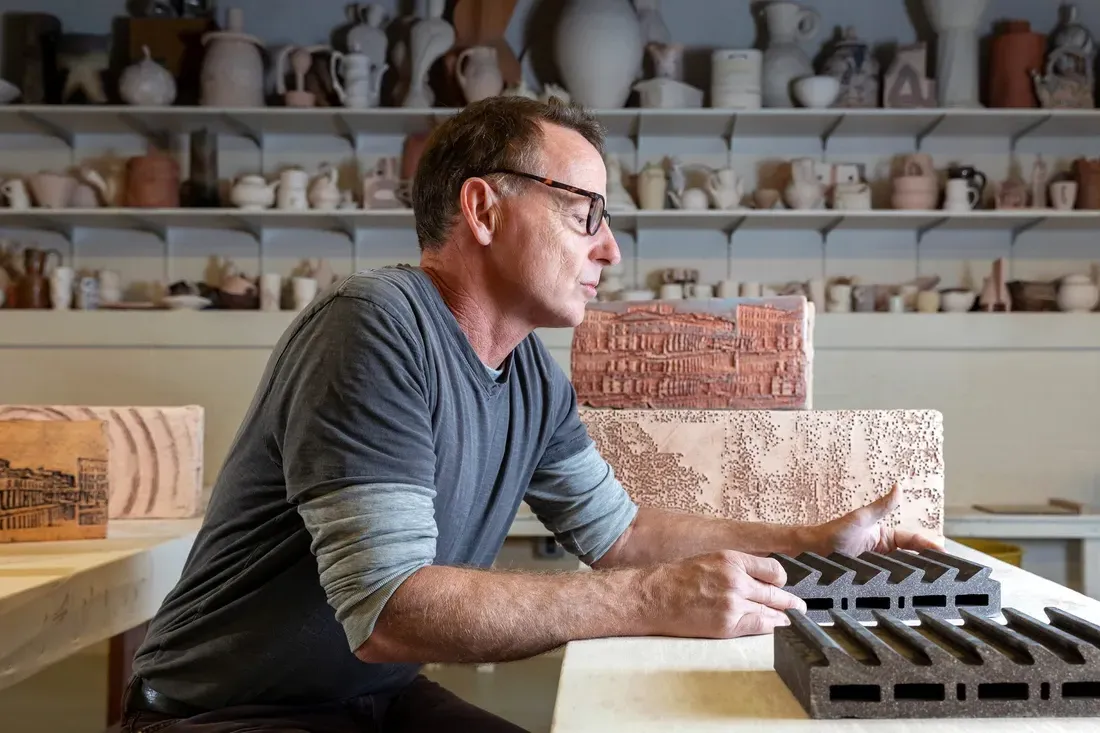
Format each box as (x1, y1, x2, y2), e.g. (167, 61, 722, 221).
(941, 290, 976, 312)
(793, 75, 840, 108)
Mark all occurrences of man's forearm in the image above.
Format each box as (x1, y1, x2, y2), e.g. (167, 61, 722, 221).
(356, 564, 653, 665)
(594, 505, 816, 568)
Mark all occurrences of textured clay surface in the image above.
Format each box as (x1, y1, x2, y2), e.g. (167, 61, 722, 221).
(773, 548, 1000, 622)
(571, 297, 814, 410)
(775, 606, 1100, 719)
(0, 420, 109, 542)
(580, 409, 944, 536)
(0, 405, 205, 519)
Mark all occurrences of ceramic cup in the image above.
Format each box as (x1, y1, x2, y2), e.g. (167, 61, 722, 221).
(916, 290, 941, 313)
(292, 276, 318, 310)
(686, 283, 714, 298)
(260, 273, 282, 311)
(659, 283, 684, 299)
(50, 266, 74, 310)
(1050, 181, 1078, 211)
(716, 279, 739, 298)
(740, 281, 762, 297)
(827, 284, 852, 312)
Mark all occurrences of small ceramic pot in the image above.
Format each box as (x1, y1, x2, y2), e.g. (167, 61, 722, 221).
(1057, 274, 1100, 312)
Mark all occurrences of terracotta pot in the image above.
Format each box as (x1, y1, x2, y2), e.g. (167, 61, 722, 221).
(1074, 158, 1100, 210)
(988, 20, 1046, 108)
(126, 153, 180, 208)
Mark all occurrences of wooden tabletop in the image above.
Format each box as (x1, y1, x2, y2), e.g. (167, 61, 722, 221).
(550, 540, 1100, 731)
(0, 518, 201, 692)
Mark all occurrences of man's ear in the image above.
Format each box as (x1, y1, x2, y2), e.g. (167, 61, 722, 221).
(459, 177, 500, 247)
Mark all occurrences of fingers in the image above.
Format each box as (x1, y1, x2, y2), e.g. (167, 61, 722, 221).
(731, 600, 793, 636)
(741, 577, 808, 613)
(735, 553, 788, 587)
(891, 528, 945, 552)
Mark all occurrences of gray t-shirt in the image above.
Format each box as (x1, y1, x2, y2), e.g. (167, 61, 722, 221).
(131, 265, 638, 709)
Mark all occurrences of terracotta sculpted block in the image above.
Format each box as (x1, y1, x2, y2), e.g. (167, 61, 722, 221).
(0, 405, 204, 519)
(571, 297, 814, 410)
(0, 419, 109, 542)
(580, 408, 944, 536)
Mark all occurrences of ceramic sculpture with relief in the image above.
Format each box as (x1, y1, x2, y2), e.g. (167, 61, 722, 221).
(572, 297, 813, 410)
(554, 0, 644, 108)
(579, 408, 945, 537)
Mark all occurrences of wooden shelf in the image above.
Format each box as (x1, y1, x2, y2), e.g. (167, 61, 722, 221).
(1, 208, 1098, 239)
(0, 105, 1098, 145)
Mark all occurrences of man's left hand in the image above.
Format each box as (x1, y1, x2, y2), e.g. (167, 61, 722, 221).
(811, 483, 944, 556)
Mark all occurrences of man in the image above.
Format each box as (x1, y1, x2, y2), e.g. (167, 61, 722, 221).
(123, 97, 940, 732)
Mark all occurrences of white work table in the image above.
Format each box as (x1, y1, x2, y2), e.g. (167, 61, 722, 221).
(0, 518, 202, 711)
(549, 540, 1100, 732)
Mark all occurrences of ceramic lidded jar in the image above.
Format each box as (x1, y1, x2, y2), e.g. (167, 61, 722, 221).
(822, 26, 879, 108)
(201, 8, 265, 107)
(554, 0, 644, 109)
(126, 153, 180, 208)
(119, 45, 177, 106)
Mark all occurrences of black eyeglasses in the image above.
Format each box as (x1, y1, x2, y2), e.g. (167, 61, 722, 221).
(481, 169, 610, 236)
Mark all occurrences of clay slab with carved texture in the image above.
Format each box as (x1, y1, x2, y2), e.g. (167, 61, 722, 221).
(0, 420, 109, 543)
(571, 297, 814, 410)
(580, 409, 944, 536)
(0, 405, 204, 519)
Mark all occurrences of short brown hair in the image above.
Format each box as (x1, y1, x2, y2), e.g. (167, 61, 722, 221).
(411, 97, 606, 251)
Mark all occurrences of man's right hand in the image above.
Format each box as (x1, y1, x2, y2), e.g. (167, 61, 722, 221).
(644, 550, 807, 638)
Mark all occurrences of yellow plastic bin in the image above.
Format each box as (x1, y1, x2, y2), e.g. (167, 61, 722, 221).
(951, 538, 1023, 567)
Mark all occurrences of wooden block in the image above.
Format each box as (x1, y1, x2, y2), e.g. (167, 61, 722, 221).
(571, 297, 814, 410)
(0, 420, 109, 543)
(580, 408, 944, 536)
(0, 405, 204, 519)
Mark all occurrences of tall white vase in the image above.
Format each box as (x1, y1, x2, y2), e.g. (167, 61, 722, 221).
(923, 0, 990, 108)
(554, 0, 644, 108)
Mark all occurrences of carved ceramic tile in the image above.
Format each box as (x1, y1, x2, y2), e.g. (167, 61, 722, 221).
(571, 297, 814, 410)
(0, 419, 109, 543)
(0, 405, 204, 519)
(580, 408, 944, 536)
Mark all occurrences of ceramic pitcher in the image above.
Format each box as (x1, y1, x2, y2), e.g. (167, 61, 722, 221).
(16, 247, 62, 309)
(761, 1, 820, 107)
(456, 46, 503, 104)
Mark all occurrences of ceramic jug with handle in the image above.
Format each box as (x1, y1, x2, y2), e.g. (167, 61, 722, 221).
(705, 167, 744, 209)
(456, 45, 504, 104)
(761, 1, 821, 107)
(331, 48, 386, 108)
(277, 167, 311, 210)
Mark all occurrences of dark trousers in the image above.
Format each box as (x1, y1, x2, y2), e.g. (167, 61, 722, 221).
(122, 675, 529, 732)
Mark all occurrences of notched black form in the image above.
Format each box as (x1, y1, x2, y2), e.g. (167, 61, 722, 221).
(774, 606, 1100, 719)
(771, 548, 1001, 621)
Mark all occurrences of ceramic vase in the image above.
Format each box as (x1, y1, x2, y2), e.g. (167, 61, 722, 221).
(554, 0, 643, 109)
(201, 8, 265, 107)
(923, 0, 990, 108)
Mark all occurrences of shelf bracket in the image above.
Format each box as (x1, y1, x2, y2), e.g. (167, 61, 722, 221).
(916, 217, 948, 245)
(820, 114, 845, 153)
(725, 215, 747, 279)
(119, 112, 171, 150)
(819, 215, 843, 245)
(1010, 217, 1043, 246)
(333, 114, 357, 149)
(915, 114, 946, 151)
(236, 215, 264, 241)
(131, 216, 169, 242)
(19, 111, 75, 147)
(1010, 115, 1052, 152)
(221, 112, 262, 147)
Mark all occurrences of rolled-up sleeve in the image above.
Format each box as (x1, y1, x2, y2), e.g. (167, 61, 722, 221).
(525, 442, 638, 565)
(275, 294, 438, 652)
(524, 359, 638, 565)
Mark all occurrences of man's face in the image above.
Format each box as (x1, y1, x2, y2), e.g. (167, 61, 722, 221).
(487, 123, 621, 328)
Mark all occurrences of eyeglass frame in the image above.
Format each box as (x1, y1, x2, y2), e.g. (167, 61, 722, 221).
(476, 168, 611, 236)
